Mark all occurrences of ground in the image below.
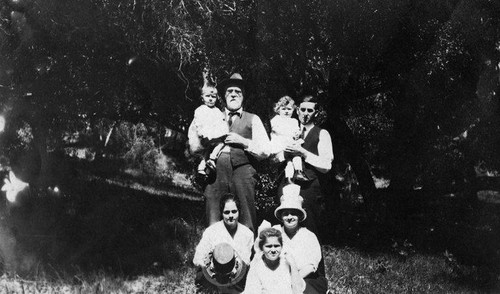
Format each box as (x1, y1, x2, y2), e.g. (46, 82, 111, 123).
(0, 166, 498, 293)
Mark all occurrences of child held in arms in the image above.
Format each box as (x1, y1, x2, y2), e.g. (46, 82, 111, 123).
(270, 96, 309, 182)
(188, 85, 229, 182)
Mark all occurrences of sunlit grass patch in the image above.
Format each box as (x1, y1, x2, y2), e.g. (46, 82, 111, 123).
(0, 244, 497, 293)
(0, 267, 197, 294)
(124, 268, 197, 293)
(323, 246, 498, 294)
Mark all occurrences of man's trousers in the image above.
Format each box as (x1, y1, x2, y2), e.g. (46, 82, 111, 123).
(204, 153, 257, 232)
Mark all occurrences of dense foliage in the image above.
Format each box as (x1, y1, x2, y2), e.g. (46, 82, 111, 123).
(0, 0, 498, 194)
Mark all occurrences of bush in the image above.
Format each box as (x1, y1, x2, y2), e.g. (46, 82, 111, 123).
(109, 122, 173, 184)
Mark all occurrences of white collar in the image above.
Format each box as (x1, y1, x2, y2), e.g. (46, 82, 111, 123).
(300, 123, 314, 131)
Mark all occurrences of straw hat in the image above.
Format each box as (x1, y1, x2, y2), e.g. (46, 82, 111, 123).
(274, 184, 307, 222)
(217, 73, 246, 95)
(201, 242, 248, 287)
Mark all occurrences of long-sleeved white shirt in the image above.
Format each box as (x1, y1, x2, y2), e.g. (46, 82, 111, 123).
(277, 226, 322, 274)
(301, 123, 334, 173)
(187, 105, 228, 153)
(221, 108, 271, 160)
(193, 221, 254, 267)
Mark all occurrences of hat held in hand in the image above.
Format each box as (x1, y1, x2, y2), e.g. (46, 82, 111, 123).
(274, 183, 307, 222)
(202, 242, 247, 287)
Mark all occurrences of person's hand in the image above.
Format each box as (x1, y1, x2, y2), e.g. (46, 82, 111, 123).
(283, 251, 298, 268)
(295, 138, 304, 145)
(201, 133, 228, 145)
(224, 133, 250, 148)
(284, 142, 305, 157)
(208, 134, 229, 145)
(203, 254, 212, 267)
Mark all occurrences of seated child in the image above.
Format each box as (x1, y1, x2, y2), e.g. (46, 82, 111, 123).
(187, 85, 228, 179)
(270, 96, 308, 182)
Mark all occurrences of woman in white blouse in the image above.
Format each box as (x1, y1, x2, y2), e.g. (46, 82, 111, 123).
(272, 184, 328, 294)
(193, 193, 254, 293)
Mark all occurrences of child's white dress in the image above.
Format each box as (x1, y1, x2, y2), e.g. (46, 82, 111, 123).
(188, 105, 228, 154)
(270, 115, 301, 162)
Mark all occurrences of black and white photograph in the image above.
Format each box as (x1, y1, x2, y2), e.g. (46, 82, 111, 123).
(0, 0, 499, 293)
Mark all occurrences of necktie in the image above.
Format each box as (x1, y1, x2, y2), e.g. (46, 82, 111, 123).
(228, 112, 239, 127)
(301, 127, 307, 139)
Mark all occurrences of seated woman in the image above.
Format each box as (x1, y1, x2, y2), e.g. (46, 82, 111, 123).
(193, 193, 254, 293)
(244, 227, 305, 294)
(262, 183, 328, 294)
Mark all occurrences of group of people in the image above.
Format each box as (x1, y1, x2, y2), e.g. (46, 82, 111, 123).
(188, 73, 334, 293)
(194, 184, 327, 294)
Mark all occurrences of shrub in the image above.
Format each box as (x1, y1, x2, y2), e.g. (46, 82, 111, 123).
(109, 122, 173, 184)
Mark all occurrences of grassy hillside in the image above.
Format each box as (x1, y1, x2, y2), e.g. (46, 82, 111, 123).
(0, 158, 498, 293)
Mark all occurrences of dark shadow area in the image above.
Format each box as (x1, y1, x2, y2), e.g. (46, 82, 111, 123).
(0, 170, 205, 279)
(316, 186, 500, 291)
(0, 154, 499, 292)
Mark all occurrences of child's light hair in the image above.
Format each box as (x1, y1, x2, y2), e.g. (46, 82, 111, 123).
(201, 85, 218, 96)
(273, 96, 296, 115)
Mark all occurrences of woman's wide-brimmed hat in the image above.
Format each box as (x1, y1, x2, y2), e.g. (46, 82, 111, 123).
(217, 73, 246, 95)
(202, 242, 248, 287)
(274, 183, 307, 222)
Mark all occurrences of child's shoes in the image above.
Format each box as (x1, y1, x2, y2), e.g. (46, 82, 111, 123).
(293, 170, 310, 182)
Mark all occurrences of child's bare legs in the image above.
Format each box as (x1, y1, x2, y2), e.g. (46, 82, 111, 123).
(206, 143, 225, 170)
(285, 161, 295, 182)
(197, 159, 207, 175)
(292, 155, 309, 182)
(292, 156, 303, 171)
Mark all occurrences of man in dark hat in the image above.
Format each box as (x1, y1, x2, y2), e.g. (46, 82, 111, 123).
(203, 73, 270, 233)
(280, 95, 334, 236)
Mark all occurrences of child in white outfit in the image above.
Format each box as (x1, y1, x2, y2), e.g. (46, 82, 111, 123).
(188, 86, 228, 177)
(270, 96, 308, 182)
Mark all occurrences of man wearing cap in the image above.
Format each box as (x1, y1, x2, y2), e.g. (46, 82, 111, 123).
(282, 95, 334, 235)
(204, 73, 270, 232)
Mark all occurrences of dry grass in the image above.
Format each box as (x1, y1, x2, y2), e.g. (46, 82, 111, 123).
(323, 246, 499, 294)
(0, 167, 498, 293)
(0, 244, 497, 293)
(0, 267, 197, 293)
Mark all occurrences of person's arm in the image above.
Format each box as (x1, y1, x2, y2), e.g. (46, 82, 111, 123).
(268, 117, 283, 155)
(192, 107, 207, 135)
(187, 119, 202, 154)
(247, 115, 271, 159)
(284, 252, 306, 294)
(224, 115, 271, 159)
(297, 230, 322, 278)
(192, 230, 213, 267)
(243, 260, 262, 294)
(298, 264, 316, 279)
(197, 108, 228, 141)
(285, 128, 333, 173)
(241, 230, 254, 265)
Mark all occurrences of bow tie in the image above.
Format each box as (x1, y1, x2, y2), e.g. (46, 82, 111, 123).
(228, 112, 240, 127)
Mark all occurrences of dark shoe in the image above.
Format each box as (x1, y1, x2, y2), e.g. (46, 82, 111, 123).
(193, 172, 208, 191)
(293, 170, 310, 182)
(204, 164, 217, 185)
(206, 159, 216, 171)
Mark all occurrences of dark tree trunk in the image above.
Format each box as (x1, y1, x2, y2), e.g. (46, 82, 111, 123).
(31, 123, 49, 187)
(326, 67, 377, 204)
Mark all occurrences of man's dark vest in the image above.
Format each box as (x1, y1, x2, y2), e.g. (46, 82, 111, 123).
(228, 111, 254, 167)
(302, 125, 321, 181)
